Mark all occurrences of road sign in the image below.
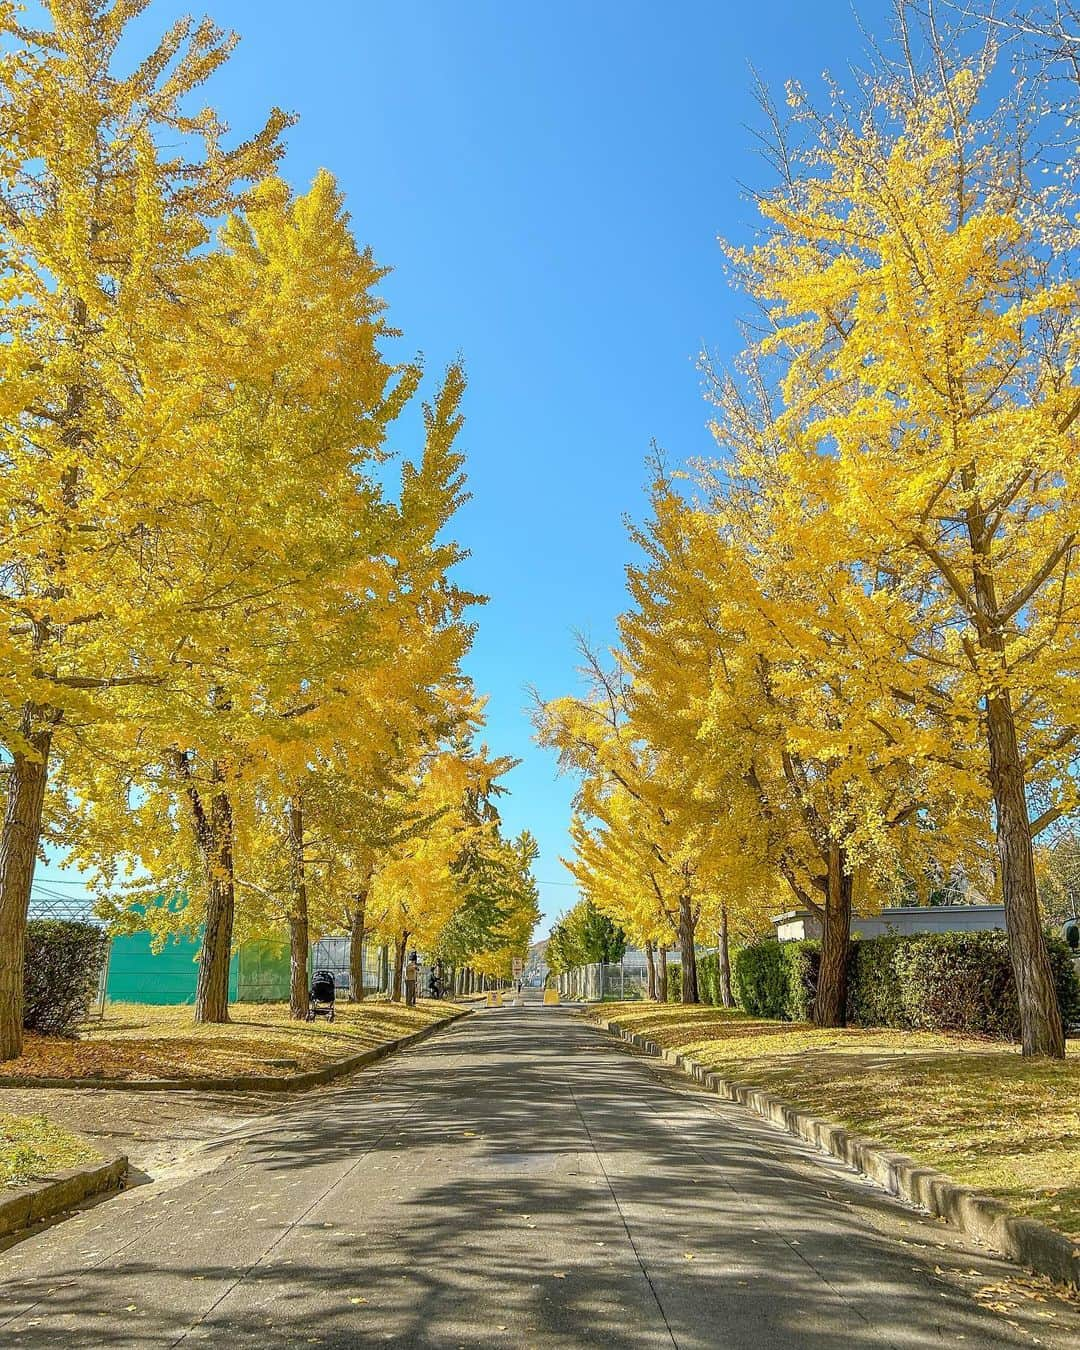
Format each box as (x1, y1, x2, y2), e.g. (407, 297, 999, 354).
(512, 957, 524, 977)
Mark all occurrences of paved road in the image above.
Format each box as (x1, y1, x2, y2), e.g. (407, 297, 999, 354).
(0, 998, 1076, 1348)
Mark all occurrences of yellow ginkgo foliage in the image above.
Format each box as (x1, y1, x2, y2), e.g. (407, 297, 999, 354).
(0, 0, 288, 1056)
(725, 40, 1079, 1055)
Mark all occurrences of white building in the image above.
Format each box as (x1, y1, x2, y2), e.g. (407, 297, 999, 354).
(772, 903, 1007, 943)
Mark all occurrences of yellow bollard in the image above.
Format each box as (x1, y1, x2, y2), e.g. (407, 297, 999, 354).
(496, 991, 504, 1007)
(486, 991, 495, 1007)
(543, 989, 559, 1005)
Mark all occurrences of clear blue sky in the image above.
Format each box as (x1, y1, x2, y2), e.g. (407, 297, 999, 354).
(39, 0, 894, 932)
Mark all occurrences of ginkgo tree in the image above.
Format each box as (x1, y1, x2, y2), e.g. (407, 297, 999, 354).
(437, 829, 541, 986)
(563, 809, 678, 1001)
(55, 170, 476, 1023)
(0, 3, 536, 1050)
(0, 0, 289, 1056)
(619, 460, 987, 1025)
(535, 641, 738, 1004)
(726, 14, 1080, 1054)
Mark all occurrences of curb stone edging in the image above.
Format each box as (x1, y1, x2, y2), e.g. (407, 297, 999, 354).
(0, 1009, 468, 1094)
(0, 1146, 127, 1240)
(594, 1015, 1080, 1290)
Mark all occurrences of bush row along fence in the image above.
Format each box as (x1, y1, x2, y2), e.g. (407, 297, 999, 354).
(726, 930, 1080, 1040)
(22, 921, 436, 1038)
(559, 930, 1080, 1041)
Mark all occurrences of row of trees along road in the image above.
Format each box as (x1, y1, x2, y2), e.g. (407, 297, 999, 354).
(537, 2, 1080, 1057)
(0, 0, 538, 1059)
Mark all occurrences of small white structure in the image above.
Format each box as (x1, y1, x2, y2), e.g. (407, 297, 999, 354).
(773, 903, 1007, 943)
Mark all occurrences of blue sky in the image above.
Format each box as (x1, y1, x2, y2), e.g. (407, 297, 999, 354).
(38, 0, 895, 931)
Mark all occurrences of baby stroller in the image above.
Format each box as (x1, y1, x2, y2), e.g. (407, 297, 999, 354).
(307, 969, 336, 1022)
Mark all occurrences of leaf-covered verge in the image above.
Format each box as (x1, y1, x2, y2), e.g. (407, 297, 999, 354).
(586, 1004, 1080, 1241)
(0, 1113, 99, 1186)
(0, 1000, 461, 1084)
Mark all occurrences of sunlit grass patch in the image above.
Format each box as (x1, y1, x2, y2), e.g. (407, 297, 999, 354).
(0, 1113, 99, 1186)
(0, 999, 461, 1084)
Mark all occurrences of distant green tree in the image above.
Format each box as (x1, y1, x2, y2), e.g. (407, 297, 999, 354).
(544, 897, 626, 972)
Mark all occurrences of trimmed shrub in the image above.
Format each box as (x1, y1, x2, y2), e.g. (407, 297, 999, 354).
(734, 926, 1080, 1040)
(1056, 938, 1080, 1026)
(733, 939, 819, 1020)
(783, 940, 819, 1021)
(846, 934, 909, 1028)
(892, 930, 1080, 1040)
(664, 953, 731, 1005)
(665, 961, 681, 1002)
(697, 952, 719, 1004)
(733, 940, 785, 1016)
(23, 920, 109, 1037)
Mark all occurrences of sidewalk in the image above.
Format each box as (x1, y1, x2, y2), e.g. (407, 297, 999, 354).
(0, 1000, 1076, 1347)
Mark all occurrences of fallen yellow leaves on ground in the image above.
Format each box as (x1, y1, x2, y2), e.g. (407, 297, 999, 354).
(0, 1000, 461, 1085)
(587, 1003, 1080, 1240)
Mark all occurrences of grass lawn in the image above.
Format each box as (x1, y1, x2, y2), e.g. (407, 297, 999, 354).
(586, 1002, 1080, 1241)
(0, 999, 461, 1084)
(0, 1113, 99, 1186)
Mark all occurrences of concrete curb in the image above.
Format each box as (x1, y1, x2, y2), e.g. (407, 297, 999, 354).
(595, 1015, 1080, 1290)
(0, 1009, 467, 1094)
(0, 1146, 127, 1239)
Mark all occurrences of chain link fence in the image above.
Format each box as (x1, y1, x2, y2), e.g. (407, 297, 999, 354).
(309, 936, 389, 997)
(556, 958, 656, 1002)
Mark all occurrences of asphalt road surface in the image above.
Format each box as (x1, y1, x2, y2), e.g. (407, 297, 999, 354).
(0, 994, 1076, 1348)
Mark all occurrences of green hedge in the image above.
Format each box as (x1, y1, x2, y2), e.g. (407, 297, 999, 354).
(24, 920, 109, 1037)
(665, 953, 723, 1003)
(891, 931, 1079, 1039)
(665, 961, 681, 1002)
(847, 934, 909, 1028)
(732, 929, 1080, 1040)
(732, 939, 818, 1020)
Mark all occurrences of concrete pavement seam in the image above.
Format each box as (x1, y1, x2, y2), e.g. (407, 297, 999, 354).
(626, 1070, 908, 1343)
(167, 1013, 480, 1345)
(166, 1091, 417, 1347)
(0, 1015, 474, 1333)
(595, 1016, 1080, 1291)
(564, 1077, 680, 1350)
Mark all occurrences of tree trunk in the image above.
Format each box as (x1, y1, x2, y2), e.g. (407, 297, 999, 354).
(964, 494, 1065, 1056)
(391, 932, 409, 1002)
(194, 774, 235, 1025)
(658, 945, 668, 1002)
(718, 905, 734, 1008)
(813, 842, 852, 1028)
(644, 939, 657, 1001)
(678, 895, 699, 1004)
(0, 713, 54, 1060)
(288, 911, 309, 1019)
(986, 692, 1066, 1056)
(286, 796, 309, 1021)
(349, 895, 367, 1002)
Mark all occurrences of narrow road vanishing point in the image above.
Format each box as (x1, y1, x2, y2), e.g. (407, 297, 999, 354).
(0, 993, 1076, 1349)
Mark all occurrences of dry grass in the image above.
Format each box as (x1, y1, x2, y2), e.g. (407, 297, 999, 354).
(587, 1002, 1080, 1240)
(0, 1113, 99, 1186)
(0, 999, 461, 1084)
